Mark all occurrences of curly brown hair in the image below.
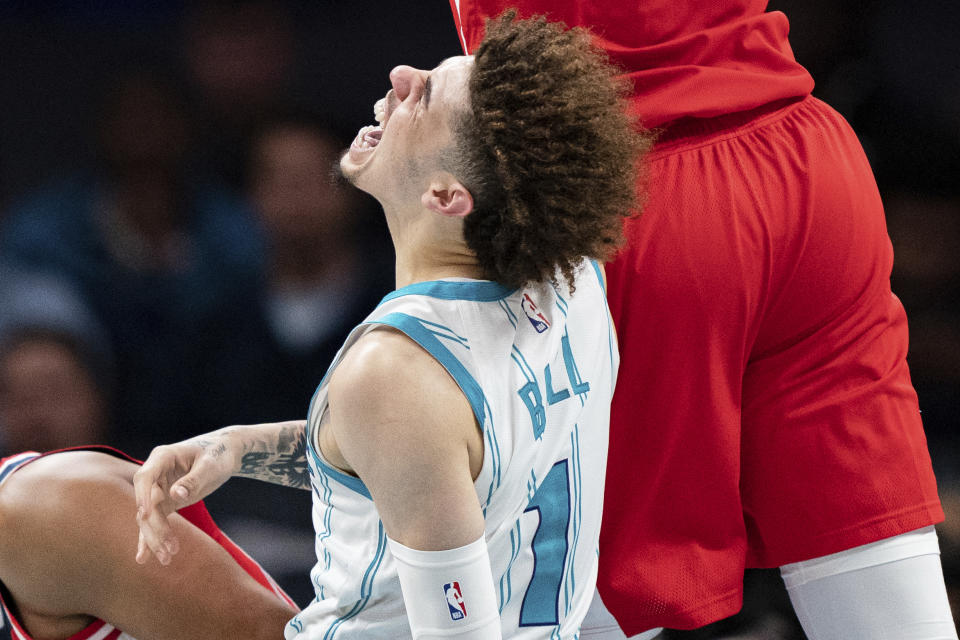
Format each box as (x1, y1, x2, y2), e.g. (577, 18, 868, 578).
(451, 10, 652, 290)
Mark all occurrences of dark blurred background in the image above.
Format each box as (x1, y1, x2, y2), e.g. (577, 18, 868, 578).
(0, 1, 956, 636)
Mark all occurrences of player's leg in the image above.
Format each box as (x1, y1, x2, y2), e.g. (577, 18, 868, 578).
(781, 526, 957, 639)
(739, 97, 942, 563)
(0, 450, 298, 640)
(740, 95, 949, 636)
(601, 110, 765, 631)
(580, 591, 664, 639)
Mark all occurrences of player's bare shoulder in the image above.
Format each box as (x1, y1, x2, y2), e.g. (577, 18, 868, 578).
(334, 327, 434, 386)
(330, 326, 468, 420)
(326, 325, 480, 475)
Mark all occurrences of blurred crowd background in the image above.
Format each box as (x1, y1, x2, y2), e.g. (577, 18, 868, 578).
(0, 1, 956, 637)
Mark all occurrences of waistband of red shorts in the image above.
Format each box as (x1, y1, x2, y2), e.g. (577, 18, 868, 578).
(653, 95, 809, 151)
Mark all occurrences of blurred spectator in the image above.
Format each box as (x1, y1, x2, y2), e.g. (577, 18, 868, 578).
(196, 115, 390, 427)
(182, 0, 300, 188)
(0, 266, 112, 455)
(194, 115, 392, 608)
(0, 71, 263, 457)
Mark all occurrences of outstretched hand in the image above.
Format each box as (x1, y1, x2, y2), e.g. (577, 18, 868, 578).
(133, 433, 237, 566)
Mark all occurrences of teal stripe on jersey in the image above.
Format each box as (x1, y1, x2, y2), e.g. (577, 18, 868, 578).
(314, 468, 334, 571)
(590, 260, 606, 295)
(573, 428, 584, 601)
(510, 346, 538, 383)
(306, 343, 338, 426)
(499, 524, 516, 612)
(417, 318, 470, 347)
(482, 397, 502, 503)
(561, 330, 589, 407)
(306, 362, 373, 505)
(499, 299, 517, 328)
(553, 287, 569, 315)
(605, 308, 616, 394)
(499, 298, 519, 327)
(499, 520, 523, 612)
(322, 522, 388, 640)
(310, 444, 372, 500)
(557, 297, 567, 318)
(379, 279, 514, 305)
(372, 312, 487, 427)
(564, 425, 584, 616)
(289, 614, 304, 634)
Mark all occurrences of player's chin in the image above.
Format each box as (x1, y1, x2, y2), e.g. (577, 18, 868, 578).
(338, 150, 372, 185)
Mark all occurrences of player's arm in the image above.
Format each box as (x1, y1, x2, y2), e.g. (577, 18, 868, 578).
(134, 420, 308, 565)
(328, 328, 500, 638)
(0, 451, 298, 640)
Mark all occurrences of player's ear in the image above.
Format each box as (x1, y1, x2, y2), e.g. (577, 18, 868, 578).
(421, 173, 474, 218)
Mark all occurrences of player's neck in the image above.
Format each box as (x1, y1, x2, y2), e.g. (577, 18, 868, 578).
(388, 208, 484, 289)
(393, 247, 485, 289)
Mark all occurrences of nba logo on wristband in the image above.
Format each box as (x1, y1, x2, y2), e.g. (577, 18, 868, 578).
(443, 582, 467, 620)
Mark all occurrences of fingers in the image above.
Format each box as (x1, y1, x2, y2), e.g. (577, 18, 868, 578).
(169, 468, 204, 505)
(132, 437, 235, 565)
(133, 445, 175, 521)
(136, 483, 180, 565)
(133, 445, 187, 565)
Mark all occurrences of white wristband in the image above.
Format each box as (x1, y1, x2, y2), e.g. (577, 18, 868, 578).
(388, 535, 502, 639)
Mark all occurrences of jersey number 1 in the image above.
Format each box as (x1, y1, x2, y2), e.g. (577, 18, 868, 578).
(520, 459, 571, 627)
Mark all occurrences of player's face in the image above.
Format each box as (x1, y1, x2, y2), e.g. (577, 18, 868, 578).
(340, 56, 473, 202)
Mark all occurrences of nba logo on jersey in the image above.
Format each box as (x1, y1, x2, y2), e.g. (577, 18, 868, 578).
(443, 582, 467, 621)
(521, 293, 550, 333)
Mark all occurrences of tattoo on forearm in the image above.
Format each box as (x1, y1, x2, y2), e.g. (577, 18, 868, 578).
(235, 424, 310, 489)
(240, 451, 271, 475)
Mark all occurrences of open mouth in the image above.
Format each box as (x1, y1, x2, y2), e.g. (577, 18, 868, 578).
(354, 125, 382, 150)
(348, 96, 389, 160)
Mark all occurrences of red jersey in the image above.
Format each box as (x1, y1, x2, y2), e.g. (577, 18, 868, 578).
(0, 447, 296, 640)
(448, 0, 814, 128)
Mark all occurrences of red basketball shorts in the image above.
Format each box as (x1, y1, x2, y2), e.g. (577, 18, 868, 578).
(600, 95, 944, 633)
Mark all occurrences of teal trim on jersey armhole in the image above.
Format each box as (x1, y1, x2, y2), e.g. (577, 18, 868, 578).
(590, 260, 606, 294)
(309, 445, 372, 500)
(379, 279, 515, 305)
(590, 259, 618, 392)
(370, 312, 487, 427)
(304, 346, 376, 500)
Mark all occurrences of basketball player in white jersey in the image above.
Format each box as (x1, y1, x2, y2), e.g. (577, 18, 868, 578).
(134, 11, 650, 639)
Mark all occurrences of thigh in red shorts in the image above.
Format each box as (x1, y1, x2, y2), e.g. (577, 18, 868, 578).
(600, 96, 943, 633)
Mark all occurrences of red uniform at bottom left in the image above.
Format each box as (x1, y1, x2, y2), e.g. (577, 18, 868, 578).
(0, 447, 298, 640)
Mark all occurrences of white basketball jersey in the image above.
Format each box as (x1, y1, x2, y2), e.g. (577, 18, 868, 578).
(287, 260, 618, 639)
